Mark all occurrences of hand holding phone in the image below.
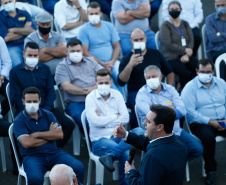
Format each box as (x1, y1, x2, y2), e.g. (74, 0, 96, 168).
(219, 121, 226, 128)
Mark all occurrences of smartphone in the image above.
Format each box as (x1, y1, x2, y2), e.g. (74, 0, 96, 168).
(219, 121, 226, 128)
(134, 49, 142, 55)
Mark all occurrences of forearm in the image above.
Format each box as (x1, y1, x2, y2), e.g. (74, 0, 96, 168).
(127, 9, 150, 19)
(62, 21, 83, 30)
(166, 73, 174, 85)
(43, 47, 67, 58)
(13, 27, 35, 36)
(62, 83, 87, 95)
(39, 50, 54, 63)
(34, 129, 63, 141)
(118, 64, 133, 83)
(79, 9, 88, 22)
(19, 136, 48, 148)
(83, 50, 105, 66)
(111, 47, 120, 62)
(4, 33, 23, 42)
(116, 13, 135, 24)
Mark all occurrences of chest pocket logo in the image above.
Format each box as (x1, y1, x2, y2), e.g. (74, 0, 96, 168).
(18, 17, 26, 21)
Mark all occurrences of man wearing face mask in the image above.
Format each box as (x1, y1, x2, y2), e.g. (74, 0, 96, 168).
(118, 28, 174, 129)
(205, 0, 226, 62)
(13, 86, 85, 185)
(181, 59, 226, 185)
(55, 38, 101, 134)
(10, 42, 75, 149)
(136, 65, 203, 161)
(77, 2, 123, 96)
(85, 68, 143, 184)
(0, 0, 36, 67)
(24, 12, 67, 76)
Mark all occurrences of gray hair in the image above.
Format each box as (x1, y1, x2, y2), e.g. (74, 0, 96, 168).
(49, 164, 76, 184)
(144, 65, 161, 79)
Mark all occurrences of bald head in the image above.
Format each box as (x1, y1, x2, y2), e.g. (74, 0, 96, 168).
(215, 0, 226, 7)
(130, 28, 147, 50)
(49, 164, 78, 185)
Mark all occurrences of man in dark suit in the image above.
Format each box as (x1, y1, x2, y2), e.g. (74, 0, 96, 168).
(113, 104, 188, 185)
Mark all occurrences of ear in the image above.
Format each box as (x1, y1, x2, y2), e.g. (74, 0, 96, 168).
(95, 82, 97, 86)
(23, 51, 25, 59)
(110, 81, 113, 86)
(39, 97, 42, 105)
(160, 74, 163, 81)
(73, 177, 78, 185)
(157, 124, 164, 132)
(213, 69, 215, 75)
(196, 68, 199, 75)
(35, 22, 39, 28)
(22, 98, 25, 105)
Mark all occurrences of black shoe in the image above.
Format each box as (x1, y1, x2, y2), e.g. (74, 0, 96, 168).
(205, 171, 216, 185)
(99, 154, 115, 172)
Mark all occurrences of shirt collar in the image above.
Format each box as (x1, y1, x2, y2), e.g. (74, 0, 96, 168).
(147, 82, 165, 93)
(63, 0, 74, 8)
(95, 89, 114, 100)
(196, 76, 217, 89)
(23, 109, 42, 121)
(2, 8, 21, 17)
(149, 134, 173, 144)
(20, 61, 40, 70)
(37, 30, 52, 40)
(66, 56, 84, 65)
(215, 12, 221, 20)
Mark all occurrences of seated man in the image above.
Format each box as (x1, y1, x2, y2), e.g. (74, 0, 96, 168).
(86, 68, 142, 184)
(0, 36, 12, 116)
(205, 0, 226, 62)
(0, 0, 35, 67)
(25, 12, 67, 76)
(136, 65, 203, 161)
(112, 0, 156, 56)
(13, 87, 84, 184)
(55, 38, 101, 133)
(118, 28, 174, 129)
(113, 105, 188, 185)
(50, 164, 81, 185)
(162, 0, 203, 56)
(10, 42, 74, 148)
(78, 2, 123, 95)
(181, 59, 226, 185)
(54, 0, 88, 41)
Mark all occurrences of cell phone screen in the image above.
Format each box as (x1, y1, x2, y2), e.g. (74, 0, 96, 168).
(134, 49, 142, 55)
(219, 121, 226, 128)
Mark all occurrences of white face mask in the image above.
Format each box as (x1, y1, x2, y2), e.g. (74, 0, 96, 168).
(69, 52, 83, 63)
(3, 2, 15, 12)
(146, 78, 160, 90)
(25, 103, 39, 114)
(133, 42, 146, 51)
(88, 15, 100, 25)
(198, 73, 213, 84)
(25, 58, 39, 68)
(97, 84, 111, 96)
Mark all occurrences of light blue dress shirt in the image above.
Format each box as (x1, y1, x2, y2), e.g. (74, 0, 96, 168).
(0, 36, 12, 79)
(136, 83, 186, 135)
(181, 76, 226, 125)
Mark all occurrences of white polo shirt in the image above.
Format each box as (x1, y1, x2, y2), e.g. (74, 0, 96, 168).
(54, 0, 87, 38)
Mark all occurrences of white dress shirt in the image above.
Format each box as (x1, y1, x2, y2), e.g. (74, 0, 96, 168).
(85, 89, 129, 142)
(162, 0, 203, 28)
(54, 0, 87, 38)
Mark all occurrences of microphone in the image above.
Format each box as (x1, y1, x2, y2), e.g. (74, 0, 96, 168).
(128, 147, 136, 165)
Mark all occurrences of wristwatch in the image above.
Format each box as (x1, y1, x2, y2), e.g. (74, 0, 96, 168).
(216, 32, 221, 36)
(77, 6, 81, 10)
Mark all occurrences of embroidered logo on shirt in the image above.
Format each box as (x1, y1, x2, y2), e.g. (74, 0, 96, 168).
(164, 101, 173, 104)
(18, 17, 26, 21)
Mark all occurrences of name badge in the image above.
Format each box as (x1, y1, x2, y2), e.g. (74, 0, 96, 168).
(164, 101, 173, 105)
(18, 17, 26, 21)
(181, 37, 186, 46)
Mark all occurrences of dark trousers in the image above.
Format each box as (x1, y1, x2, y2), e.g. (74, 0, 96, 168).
(168, 56, 198, 88)
(192, 27, 202, 57)
(51, 109, 75, 148)
(190, 123, 226, 173)
(208, 49, 226, 63)
(126, 91, 138, 129)
(0, 79, 10, 116)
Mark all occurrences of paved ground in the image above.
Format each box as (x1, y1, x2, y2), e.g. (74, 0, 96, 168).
(1, 0, 226, 185)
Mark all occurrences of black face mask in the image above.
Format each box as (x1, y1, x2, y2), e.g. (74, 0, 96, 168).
(38, 26, 51, 35)
(169, 10, 181, 19)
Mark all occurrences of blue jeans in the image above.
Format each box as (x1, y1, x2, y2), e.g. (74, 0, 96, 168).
(149, 0, 163, 19)
(65, 102, 87, 134)
(119, 30, 156, 56)
(42, 0, 59, 14)
(7, 44, 24, 68)
(23, 150, 85, 185)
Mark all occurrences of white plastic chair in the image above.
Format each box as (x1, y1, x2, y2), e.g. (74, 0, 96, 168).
(110, 11, 115, 26)
(8, 124, 50, 185)
(53, 19, 61, 33)
(0, 137, 6, 172)
(6, 83, 15, 122)
(155, 31, 160, 50)
(81, 110, 119, 185)
(57, 85, 80, 155)
(202, 24, 207, 59)
(215, 53, 226, 79)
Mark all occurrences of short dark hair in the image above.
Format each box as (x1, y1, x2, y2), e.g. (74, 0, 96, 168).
(88, 2, 101, 11)
(150, 105, 176, 134)
(24, 42, 39, 52)
(67, 38, 82, 48)
(197, 59, 215, 71)
(168, 0, 181, 9)
(22, 86, 40, 99)
(95, 68, 111, 81)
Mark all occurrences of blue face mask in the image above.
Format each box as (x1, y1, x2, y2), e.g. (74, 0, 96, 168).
(216, 6, 226, 15)
(3, 2, 15, 12)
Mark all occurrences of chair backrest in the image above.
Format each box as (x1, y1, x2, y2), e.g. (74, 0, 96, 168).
(215, 53, 226, 79)
(134, 105, 142, 128)
(155, 31, 160, 50)
(158, 3, 163, 29)
(81, 110, 92, 155)
(201, 24, 207, 59)
(110, 11, 115, 26)
(8, 124, 22, 170)
(56, 85, 66, 110)
(54, 19, 61, 33)
(6, 83, 15, 121)
(36, 0, 43, 8)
